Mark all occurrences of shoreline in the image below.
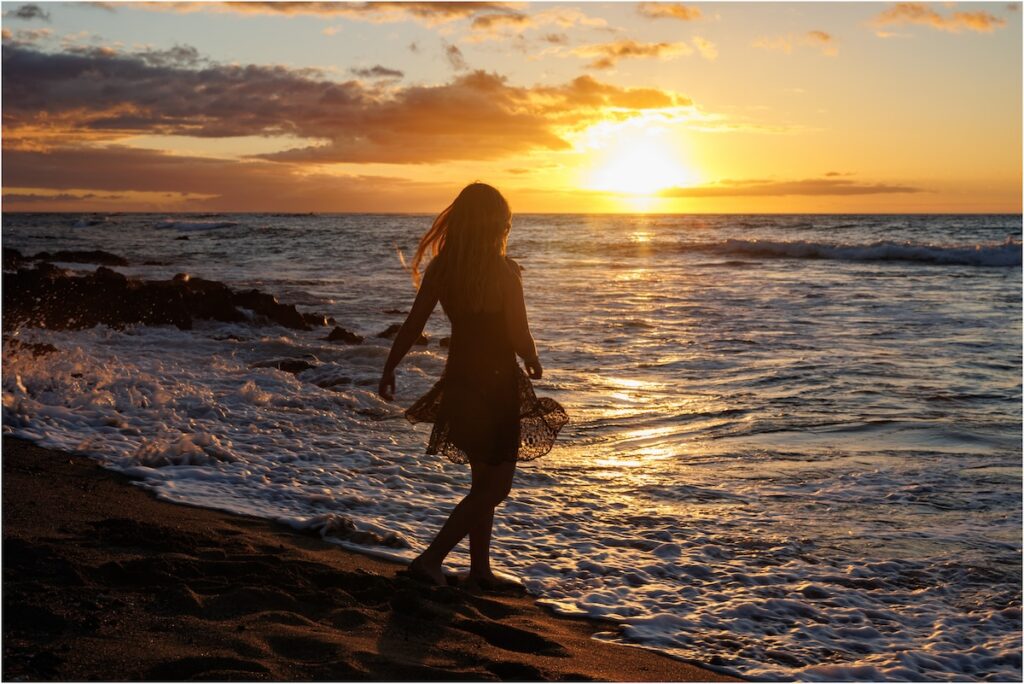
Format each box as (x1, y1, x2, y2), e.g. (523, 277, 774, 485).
(2, 436, 736, 682)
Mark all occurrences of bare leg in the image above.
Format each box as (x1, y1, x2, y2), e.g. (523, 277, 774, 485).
(412, 459, 515, 586)
(468, 508, 495, 578)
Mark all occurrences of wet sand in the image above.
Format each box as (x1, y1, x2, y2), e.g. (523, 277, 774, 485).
(2, 436, 734, 681)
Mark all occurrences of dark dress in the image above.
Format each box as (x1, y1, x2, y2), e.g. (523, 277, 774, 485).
(405, 292, 567, 465)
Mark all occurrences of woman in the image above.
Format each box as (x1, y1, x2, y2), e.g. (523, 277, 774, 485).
(378, 182, 567, 589)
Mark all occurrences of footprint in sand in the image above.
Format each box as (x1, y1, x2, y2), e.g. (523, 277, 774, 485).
(145, 656, 270, 680)
(452, 618, 569, 657)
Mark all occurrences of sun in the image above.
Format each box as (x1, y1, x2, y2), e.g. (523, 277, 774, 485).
(581, 122, 700, 197)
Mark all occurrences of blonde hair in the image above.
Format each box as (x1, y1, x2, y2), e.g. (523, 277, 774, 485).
(411, 183, 512, 314)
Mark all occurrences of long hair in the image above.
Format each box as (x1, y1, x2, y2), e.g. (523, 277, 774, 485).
(411, 183, 512, 313)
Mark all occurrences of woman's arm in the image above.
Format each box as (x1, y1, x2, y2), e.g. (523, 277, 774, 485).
(378, 264, 440, 400)
(504, 259, 542, 379)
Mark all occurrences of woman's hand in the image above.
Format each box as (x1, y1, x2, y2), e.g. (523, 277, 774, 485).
(378, 370, 396, 401)
(525, 356, 543, 380)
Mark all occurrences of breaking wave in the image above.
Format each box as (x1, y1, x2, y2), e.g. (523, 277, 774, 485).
(698, 237, 1022, 267)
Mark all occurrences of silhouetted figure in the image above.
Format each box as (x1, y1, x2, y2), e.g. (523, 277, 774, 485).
(379, 183, 567, 588)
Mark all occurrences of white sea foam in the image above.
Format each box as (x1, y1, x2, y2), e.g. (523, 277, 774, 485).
(702, 237, 1022, 267)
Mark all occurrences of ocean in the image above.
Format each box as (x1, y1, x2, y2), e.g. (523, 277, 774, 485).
(3, 212, 1021, 681)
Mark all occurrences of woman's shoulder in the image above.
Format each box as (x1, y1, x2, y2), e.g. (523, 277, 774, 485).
(503, 256, 523, 278)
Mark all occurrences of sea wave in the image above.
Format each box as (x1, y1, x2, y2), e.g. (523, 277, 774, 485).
(154, 219, 239, 231)
(699, 237, 1022, 267)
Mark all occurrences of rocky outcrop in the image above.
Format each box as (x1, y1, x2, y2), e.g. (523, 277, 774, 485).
(324, 326, 364, 344)
(4, 248, 129, 270)
(376, 323, 428, 346)
(3, 264, 330, 333)
(31, 250, 129, 266)
(250, 358, 317, 374)
(3, 248, 25, 270)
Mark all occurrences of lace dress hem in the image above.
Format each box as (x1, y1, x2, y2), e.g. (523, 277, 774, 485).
(405, 365, 568, 465)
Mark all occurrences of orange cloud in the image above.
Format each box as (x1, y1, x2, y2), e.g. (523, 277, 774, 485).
(572, 39, 693, 69)
(692, 36, 718, 61)
(636, 3, 701, 21)
(465, 7, 607, 42)
(660, 177, 923, 197)
(2, 43, 690, 165)
(872, 3, 1007, 33)
(532, 75, 689, 110)
(753, 31, 838, 56)
(470, 11, 530, 30)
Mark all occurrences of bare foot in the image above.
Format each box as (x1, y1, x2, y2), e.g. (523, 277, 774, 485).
(464, 569, 523, 591)
(406, 557, 447, 587)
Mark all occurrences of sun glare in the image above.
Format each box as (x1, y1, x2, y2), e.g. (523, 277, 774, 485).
(581, 121, 700, 199)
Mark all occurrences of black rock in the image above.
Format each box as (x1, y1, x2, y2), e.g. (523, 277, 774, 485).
(32, 250, 128, 266)
(325, 326, 363, 344)
(251, 358, 316, 374)
(2, 264, 332, 334)
(233, 289, 309, 330)
(302, 312, 331, 328)
(439, 336, 451, 348)
(3, 247, 24, 270)
(375, 323, 428, 346)
(376, 323, 402, 339)
(94, 266, 127, 282)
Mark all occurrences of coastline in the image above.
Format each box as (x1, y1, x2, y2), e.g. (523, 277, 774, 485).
(2, 436, 735, 682)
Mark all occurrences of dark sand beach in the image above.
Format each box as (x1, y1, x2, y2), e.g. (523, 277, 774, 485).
(2, 437, 734, 682)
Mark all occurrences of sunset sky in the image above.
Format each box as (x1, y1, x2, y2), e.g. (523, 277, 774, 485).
(2, 1, 1021, 213)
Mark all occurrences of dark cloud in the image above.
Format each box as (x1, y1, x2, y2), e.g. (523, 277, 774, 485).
(350, 65, 404, 79)
(542, 33, 569, 45)
(2, 42, 347, 142)
(141, 2, 515, 24)
(660, 178, 924, 198)
(1, 145, 447, 211)
(4, 191, 124, 203)
(138, 44, 204, 67)
(444, 42, 468, 70)
(4, 4, 51, 21)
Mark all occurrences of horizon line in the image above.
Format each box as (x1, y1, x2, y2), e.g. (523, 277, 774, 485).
(3, 210, 1022, 217)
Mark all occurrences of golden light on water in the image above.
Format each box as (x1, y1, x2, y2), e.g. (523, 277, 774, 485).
(605, 377, 649, 389)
